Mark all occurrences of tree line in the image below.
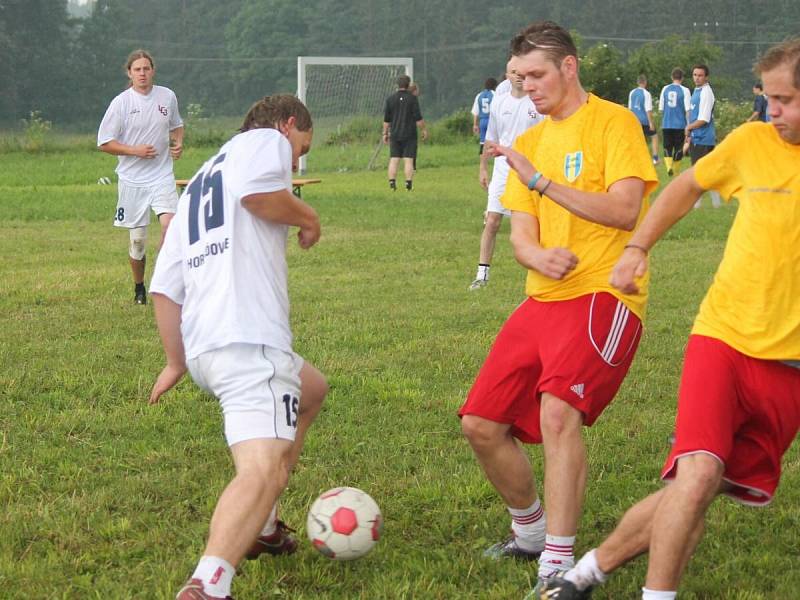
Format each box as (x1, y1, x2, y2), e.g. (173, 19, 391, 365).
(2, 0, 797, 128)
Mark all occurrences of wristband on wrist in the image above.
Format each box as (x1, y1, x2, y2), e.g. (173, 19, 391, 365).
(624, 243, 649, 255)
(527, 171, 544, 190)
(539, 178, 552, 196)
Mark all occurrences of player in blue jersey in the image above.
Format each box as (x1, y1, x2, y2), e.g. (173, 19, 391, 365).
(686, 64, 722, 208)
(658, 68, 692, 176)
(472, 78, 498, 154)
(747, 82, 769, 122)
(628, 75, 659, 165)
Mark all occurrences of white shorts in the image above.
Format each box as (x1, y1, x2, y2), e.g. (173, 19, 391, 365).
(487, 160, 511, 216)
(187, 343, 304, 447)
(114, 179, 178, 228)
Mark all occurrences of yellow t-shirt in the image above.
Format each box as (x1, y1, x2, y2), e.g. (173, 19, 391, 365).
(692, 122, 800, 360)
(503, 94, 658, 319)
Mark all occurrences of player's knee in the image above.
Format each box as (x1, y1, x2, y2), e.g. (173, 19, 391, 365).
(485, 213, 503, 233)
(674, 455, 723, 502)
(461, 415, 502, 448)
(129, 227, 147, 260)
(540, 395, 582, 437)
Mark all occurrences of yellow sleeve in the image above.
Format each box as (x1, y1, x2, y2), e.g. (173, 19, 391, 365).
(693, 125, 747, 201)
(604, 109, 659, 197)
(501, 133, 540, 216)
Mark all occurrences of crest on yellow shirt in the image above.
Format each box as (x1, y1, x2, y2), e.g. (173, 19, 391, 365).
(564, 151, 583, 183)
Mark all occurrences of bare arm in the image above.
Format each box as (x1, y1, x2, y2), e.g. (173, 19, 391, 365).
(610, 168, 705, 294)
(489, 142, 645, 231)
(149, 292, 187, 404)
(509, 211, 578, 279)
(169, 125, 184, 160)
(417, 119, 428, 141)
(99, 139, 157, 159)
(242, 189, 321, 249)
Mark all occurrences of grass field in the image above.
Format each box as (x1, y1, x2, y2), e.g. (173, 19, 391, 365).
(1, 140, 798, 600)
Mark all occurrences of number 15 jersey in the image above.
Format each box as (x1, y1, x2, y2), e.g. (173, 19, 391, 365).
(151, 128, 294, 360)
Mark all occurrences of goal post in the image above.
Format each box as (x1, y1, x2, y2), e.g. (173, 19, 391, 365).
(297, 56, 413, 173)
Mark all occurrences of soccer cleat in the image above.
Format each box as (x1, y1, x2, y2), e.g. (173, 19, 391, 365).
(468, 278, 488, 291)
(483, 534, 542, 561)
(245, 520, 298, 559)
(527, 575, 593, 599)
(175, 578, 233, 600)
(405, 180, 413, 191)
(389, 179, 397, 191)
(134, 285, 147, 305)
(667, 168, 674, 176)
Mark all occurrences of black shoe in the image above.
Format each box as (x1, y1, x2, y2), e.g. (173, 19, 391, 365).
(667, 168, 674, 176)
(389, 179, 396, 191)
(532, 575, 593, 599)
(134, 285, 147, 305)
(483, 534, 542, 561)
(405, 180, 413, 191)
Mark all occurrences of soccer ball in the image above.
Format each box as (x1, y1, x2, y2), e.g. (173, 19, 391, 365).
(306, 486, 382, 560)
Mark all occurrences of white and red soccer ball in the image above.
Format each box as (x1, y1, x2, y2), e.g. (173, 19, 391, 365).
(306, 486, 382, 560)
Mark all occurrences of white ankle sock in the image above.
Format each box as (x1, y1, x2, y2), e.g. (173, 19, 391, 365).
(508, 499, 545, 551)
(259, 504, 278, 537)
(565, 549, 607, 590)
(476, 264, 490, 281)
(539, 534, 575, 578)
(192, 556, 235, 598)
(642, 588, 677, 599)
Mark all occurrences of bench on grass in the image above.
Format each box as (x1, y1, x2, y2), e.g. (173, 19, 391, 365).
(175, 178, 321, 198)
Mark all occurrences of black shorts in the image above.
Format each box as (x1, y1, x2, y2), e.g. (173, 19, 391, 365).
(641, 124, 656, 138)
(390, 138, 418, 159)
(662, 129, 686, 159)
(689, 143, 715, 165)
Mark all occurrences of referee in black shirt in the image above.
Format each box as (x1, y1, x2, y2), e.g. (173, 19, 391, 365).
(383, 75, 428, 190)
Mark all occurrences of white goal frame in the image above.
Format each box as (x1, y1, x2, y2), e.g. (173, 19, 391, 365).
(297, 56, 414, 173)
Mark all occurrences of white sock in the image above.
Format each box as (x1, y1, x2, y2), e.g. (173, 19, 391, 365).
(539, 534, 575, 578)
(565, 549, 607, 590)
(259, 504, 278, 537)
(476, 264, 490, 281)
(508, 499, 545, 552)
(709, 191, 721, 207)
(642, 588, 677, 599)
(192, 556, 235, 598)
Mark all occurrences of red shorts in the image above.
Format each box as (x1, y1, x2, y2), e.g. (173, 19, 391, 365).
(662, 335, 800, 506)
(459, 293, 642, 443)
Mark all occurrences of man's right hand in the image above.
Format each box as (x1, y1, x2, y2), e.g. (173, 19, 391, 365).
(529, 247, 578, 280)
(133, 144, 157, 159)
(479, 168, 489, 190)
(298, 214, 321, 249)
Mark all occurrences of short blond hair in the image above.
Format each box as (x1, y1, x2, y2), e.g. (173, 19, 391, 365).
(756, 38, 800, 89)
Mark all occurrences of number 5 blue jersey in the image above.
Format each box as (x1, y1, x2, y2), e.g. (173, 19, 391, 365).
(659, 83, 691, 130)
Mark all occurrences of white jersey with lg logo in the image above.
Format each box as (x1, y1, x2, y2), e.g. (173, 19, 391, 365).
(151, 129, 294, 359)
(97, 85, 183, 185)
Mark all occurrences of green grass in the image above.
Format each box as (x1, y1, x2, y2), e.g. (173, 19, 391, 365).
(1, 142, 797, 599)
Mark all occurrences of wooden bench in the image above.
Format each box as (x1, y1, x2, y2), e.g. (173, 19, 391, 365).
(175, 178, 321, 197)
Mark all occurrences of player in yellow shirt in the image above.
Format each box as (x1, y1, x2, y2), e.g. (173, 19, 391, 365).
(540, 38, 800, 600)
(458, 20, 657, 590)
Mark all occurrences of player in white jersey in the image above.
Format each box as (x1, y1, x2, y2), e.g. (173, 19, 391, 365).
(469, 59, 542, 290)
(495, 77, 513, 96)
(98, 49, 184, 305)
(148, 95, 328, 600)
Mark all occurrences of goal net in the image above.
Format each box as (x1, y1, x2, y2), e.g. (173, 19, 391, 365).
(297, 56, 413, 172)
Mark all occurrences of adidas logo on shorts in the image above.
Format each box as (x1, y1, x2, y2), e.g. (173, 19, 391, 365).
(570, 383, 585, 399)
